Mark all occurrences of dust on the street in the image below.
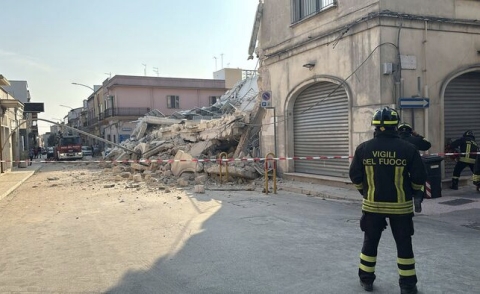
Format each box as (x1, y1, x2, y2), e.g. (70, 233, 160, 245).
(0, 163, 221, 293)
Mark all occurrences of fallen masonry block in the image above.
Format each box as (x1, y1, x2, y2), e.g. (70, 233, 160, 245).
(131, 163, 148, 171)
(171, 150, 203, 176)
(194, 185, 205, 193)
(177, 178, 189, 187)
(120, 172, 132, 179)
(112, 166, 126, 174)
(195, 175, 207, 184)
(189, 141, 214, 157)
(132, 120, 148, 140)
(134, 143, 148, 156)
(142, 142, 172, 158)
(205, 165, 258, 180)
(133, 174, 143, 182)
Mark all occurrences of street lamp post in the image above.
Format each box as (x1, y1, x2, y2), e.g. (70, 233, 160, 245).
(71, 82, 94, 91)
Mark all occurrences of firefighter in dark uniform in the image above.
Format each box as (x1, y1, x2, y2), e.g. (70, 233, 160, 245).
(398, 123, 431, 151)
(349, 107, 427, 294)
(473, 152, 480, 191)
(447, 130, 478, 190)
(398, 122, 431, 212)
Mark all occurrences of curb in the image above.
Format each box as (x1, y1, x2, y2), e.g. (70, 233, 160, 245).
(280, 185, 362, 202)
(0, 171, 36, 200)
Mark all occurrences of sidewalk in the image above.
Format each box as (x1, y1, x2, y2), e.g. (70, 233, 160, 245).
(278, 178, 480, 216)
(0, 160, 42, 201)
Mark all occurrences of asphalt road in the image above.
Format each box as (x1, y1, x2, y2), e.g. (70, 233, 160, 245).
(0, 163, 479, 294)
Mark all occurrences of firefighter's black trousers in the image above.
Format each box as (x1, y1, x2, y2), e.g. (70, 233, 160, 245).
(359, 213, 417, 288)
(452, 161, 475, 179)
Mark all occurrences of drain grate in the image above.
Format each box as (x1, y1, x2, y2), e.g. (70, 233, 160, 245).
(439, 198, 475, 206)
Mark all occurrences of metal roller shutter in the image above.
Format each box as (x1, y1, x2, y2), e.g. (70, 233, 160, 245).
(293, 82, 349, 177)
(444, 71, 480, 177)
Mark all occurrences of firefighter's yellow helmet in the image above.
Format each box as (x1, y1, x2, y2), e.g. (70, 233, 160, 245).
(371, 107, 399, 128)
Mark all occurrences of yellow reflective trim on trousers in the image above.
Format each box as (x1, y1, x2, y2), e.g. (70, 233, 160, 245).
(460, 157, 476, 164)
(359, 264, 375, 273)
(355, 183, 363, 189)
(473, 175, 480, 181)
(398, 269, 416, 276)
(397, 257, 415, 265)
(366, 166, 375, 202)
(395, 166, 405, 203)
(360, 253, 376, 263)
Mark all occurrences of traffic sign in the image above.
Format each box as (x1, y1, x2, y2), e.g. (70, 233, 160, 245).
(399, 98, 429, 109)
(261, 91, 272, 108)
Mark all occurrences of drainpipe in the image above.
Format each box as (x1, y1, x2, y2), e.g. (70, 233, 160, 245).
(423, 21, 429, 148)
(15, 108, 21, 167)
(0, 109, 3, 173)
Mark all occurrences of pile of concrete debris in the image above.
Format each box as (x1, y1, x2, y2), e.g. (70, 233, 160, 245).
(101, 76, 267, 189)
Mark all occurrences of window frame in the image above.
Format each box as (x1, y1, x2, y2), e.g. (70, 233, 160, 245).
(209, 96, 219, 106)
(291, 0, 337, 24)
(167, 95, 180, 109)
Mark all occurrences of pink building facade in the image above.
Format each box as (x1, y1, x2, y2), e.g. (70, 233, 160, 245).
(84, 75, 227, 146)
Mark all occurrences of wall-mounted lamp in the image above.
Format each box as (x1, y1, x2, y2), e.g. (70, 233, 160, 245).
(303, 62, 316, 70)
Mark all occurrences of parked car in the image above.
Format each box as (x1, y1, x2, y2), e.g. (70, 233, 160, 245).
(103, 147, 112, 157)
(46, 147, 54, 159)
(81, 146, 93, 157)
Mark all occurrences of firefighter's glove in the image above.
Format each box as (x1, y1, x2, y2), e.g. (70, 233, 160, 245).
(413, 189, 424, 203)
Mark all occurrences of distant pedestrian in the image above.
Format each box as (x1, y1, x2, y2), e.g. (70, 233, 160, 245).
(447, 130, 478, 190)
(473, 154, 480, 191)
(349, 107, 426, 294)
(29, 149, 34, 166)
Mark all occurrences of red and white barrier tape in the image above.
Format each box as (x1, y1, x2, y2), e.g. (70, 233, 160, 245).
(0, 152, 474, 164)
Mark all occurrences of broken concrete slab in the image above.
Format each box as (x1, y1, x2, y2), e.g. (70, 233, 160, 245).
(171, 150, 203, 176)
(205, 165, 258, 180)
(189, 140, 214, 157)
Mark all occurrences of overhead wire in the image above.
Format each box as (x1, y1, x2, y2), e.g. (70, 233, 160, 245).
(246, 42, 399, 127)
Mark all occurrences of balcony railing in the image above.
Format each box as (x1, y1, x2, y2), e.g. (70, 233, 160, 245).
(104, 107, 150, 118)
(85, 108, 150, 126)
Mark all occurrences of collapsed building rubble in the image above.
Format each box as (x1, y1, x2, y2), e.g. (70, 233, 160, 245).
(101, 76, 268, 190)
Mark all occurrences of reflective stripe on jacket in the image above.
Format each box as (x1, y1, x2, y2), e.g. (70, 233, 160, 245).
(349, 131, 427, 215)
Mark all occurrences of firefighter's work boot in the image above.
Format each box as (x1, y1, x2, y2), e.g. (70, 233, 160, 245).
(359, 280, 373, 292)
(450, 178, 459, 190)
(400, 285, 418, 294)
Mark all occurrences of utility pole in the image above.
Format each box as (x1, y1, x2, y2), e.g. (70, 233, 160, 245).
(213, 56, 217, 71)
(142, 64, 147, 76)
(221, 53, 224, 69)
(153, 67, 159, 77)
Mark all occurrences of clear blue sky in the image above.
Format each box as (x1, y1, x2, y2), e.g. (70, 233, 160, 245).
(0, 0, 260, 133)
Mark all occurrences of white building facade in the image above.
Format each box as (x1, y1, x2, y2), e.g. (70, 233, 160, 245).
(255, 0, 480, 179)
